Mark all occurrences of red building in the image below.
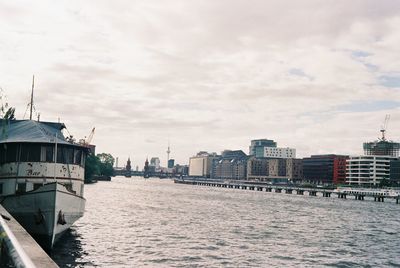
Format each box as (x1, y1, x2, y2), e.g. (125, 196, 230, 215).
(333, 156, 348, 184)
(303, 154, 349, 185)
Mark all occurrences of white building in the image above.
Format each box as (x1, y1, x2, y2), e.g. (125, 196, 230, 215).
(150, 157, 161, 171)
(189, 152, 219, 177)
(346, 155, 397, 186)
(264, 147, 296, 158)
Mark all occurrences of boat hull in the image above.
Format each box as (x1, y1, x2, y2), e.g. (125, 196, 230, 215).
(1, 182, 85, 250)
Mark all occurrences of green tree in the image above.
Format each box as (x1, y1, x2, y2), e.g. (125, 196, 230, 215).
(97, 153, 115, 166)
(85, 154, 101, 181)
(97, 153, 115, 176)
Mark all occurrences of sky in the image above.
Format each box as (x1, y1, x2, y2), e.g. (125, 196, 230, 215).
(1, 0, 400, 168)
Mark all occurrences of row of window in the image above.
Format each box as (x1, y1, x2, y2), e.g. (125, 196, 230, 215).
(0, 143, 86, 166)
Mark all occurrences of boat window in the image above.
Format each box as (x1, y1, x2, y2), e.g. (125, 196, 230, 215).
(3, 143, 19, 163)
(57, 146, 65, 163)
(57, 146, 75, 164)
(41, 145, 54, 162)
(0, 145, 5, 164)
(65, 147, 74, 164)
(81, 154, 86, 167)
(16, 183, 26, 194)
(20, 144, 41, 162)
(0, 183, 3, 194)
(74, 149, 82, 165)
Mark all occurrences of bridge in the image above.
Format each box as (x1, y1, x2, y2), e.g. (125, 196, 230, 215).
(174, 178, 400, 204)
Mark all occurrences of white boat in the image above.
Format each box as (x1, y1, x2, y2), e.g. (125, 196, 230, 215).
(333, 187, 400, 197)
(0, 119, 88, 250)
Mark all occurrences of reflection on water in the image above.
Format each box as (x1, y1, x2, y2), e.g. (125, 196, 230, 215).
(51, 177, 400, 267)
(50, 228, 93, 267)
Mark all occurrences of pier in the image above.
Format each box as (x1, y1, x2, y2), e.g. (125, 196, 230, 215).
(0, 205, 58, 268)
(174, 179, 400, 204)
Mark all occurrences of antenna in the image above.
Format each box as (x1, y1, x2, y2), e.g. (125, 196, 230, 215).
(380, 114, 390, 141)
(29, 75, 34, 120)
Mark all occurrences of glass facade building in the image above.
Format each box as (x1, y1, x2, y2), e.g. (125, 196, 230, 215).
(249, 139, 277, 158)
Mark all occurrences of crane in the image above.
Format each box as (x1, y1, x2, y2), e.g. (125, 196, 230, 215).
(79, 127, 95, 146)
(86, 127, 95, 145)
(380, 115, 390, 141)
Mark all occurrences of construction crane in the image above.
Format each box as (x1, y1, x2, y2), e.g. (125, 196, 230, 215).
(79, 127, 95, 146)
(380, 115, 390, 141)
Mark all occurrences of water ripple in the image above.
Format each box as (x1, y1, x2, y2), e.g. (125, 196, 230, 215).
(52, 178, 400, 267)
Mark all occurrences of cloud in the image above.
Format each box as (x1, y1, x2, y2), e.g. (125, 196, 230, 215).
(1, 0, 400, 166)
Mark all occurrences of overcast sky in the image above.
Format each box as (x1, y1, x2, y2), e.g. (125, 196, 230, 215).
(1, 0, 400, 168)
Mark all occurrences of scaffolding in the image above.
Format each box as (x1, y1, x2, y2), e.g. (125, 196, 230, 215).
(363, 140, 400, 157)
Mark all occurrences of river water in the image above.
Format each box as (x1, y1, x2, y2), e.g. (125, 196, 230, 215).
(51, 177, 400, 267)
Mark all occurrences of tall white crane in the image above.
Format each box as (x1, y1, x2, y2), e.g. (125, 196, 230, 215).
(380, 114, 390, 141)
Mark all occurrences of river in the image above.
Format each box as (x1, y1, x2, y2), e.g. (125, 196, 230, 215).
(51, 177, 400, 267)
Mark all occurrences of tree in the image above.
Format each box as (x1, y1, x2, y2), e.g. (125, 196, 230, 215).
(97, 153, 115, 176)
(96, 153, 115, 177)
(85, 154, 101, 181)
(84, 152, 115, 180)
(97, 153, 115, 166)
(0, 91, 15, 120)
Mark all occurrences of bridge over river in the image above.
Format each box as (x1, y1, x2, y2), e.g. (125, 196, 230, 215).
(174, 178, 400, 204)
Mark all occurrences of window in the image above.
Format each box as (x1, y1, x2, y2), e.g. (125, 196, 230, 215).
(57, 146, 65, 163)
(57, 146, 75, 164)
(74, 149, 82, 165)
(4, 143, 18, 163)
(45, 146, 54, 162)
(20, 144, 41, 162)
(0, 144, 5, 164)
(81, 153, 86, 167)
(40, 145, 54, 162)
(0, 183, 3, 194)
(66, 147, 74, 164)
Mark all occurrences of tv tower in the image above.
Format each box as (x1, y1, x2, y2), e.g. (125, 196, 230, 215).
(166, 141, 171, 166)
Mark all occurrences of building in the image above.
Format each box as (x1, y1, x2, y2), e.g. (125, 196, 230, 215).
(213, 150, 248, 180)
(390, 159, 400, 184)
(247, 157, 268, 180)
(249, 139, 277, 158)
(150, 157, 160, 168)
(144, 158, 150, 177)
(363, 140, 400, 157)
(347, 125, 400, 186)
(347, 156, 396, 186)
(174, 164, 189, 176)
(246, 157, 303, 182)
(214, 159, 247, 180)
(168, 159, 175, 168)
(284, 158, 303, 182)
(264, 147, 296, 158)
(303, 155, 348, 185)
(189, 152, 219, 178)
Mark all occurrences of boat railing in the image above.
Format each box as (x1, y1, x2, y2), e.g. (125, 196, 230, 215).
(0, 214, 36, 268)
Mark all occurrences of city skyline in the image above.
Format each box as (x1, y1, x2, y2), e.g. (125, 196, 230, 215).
(1, 0, 400, 167)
